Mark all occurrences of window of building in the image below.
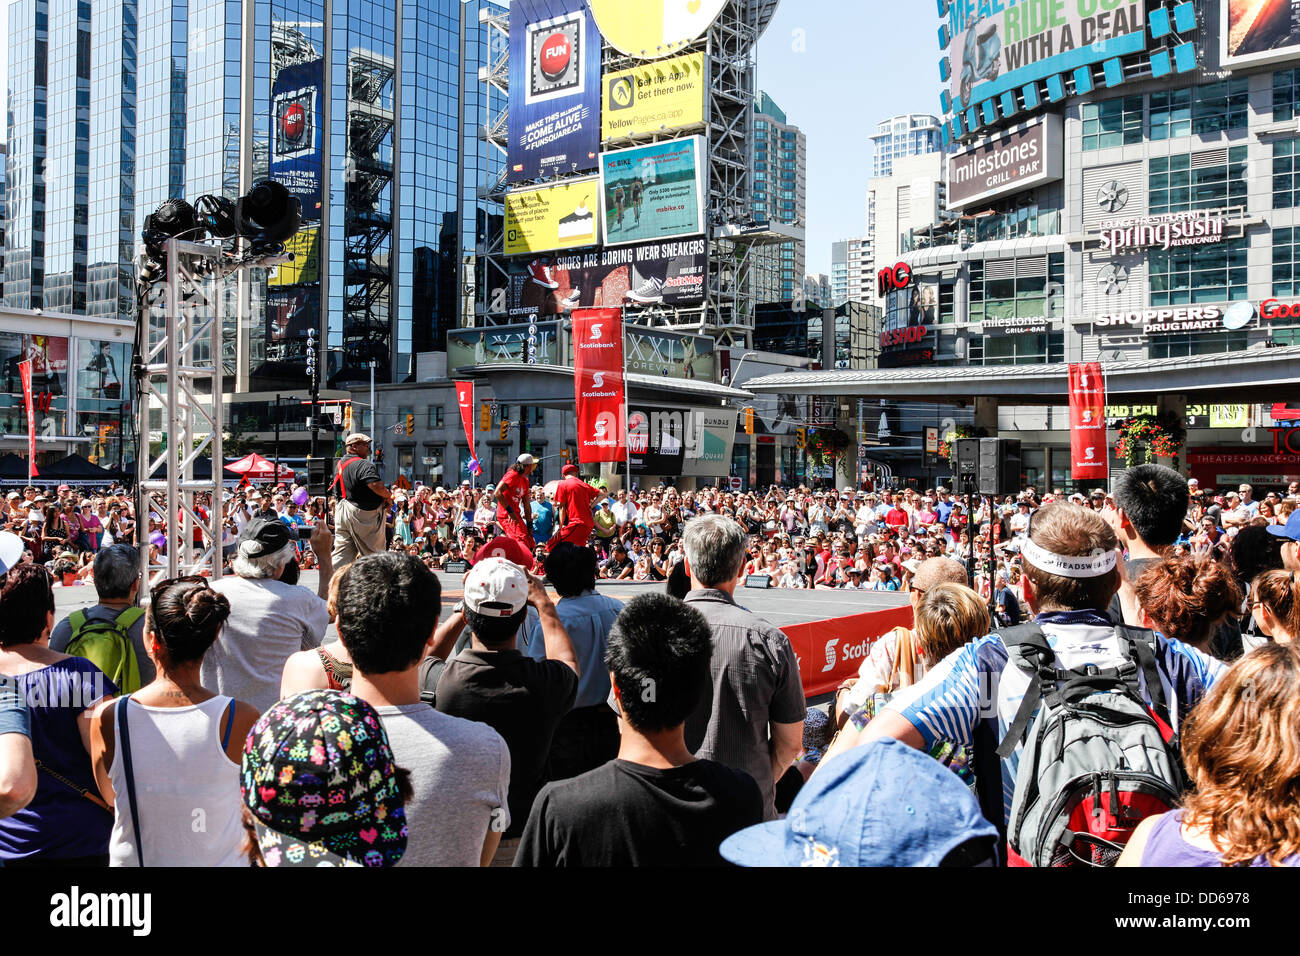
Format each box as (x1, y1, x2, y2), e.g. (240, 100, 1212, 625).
(968, 331, 1064, 365)
(427, 405, 444, 429)
(1269, 328, 1300, 346)
(1275, 68, 1300, 121)
(968, 254, 1063, 323)
(1273, 227, 1300, 296)
(1274, 139, 1300, 209)
(1151, 79, 1248, 139)
(1148, 147, 1248, 215)
(1149, 239, 1248, 305)
(1148, 331, 1248, 358)
(1081, 95, 1142, 150)
(938, 282, 956, 324)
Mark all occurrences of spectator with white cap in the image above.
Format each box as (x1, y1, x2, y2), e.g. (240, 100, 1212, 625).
(330, 432, 392, 566)
(434, 556, 578, 866)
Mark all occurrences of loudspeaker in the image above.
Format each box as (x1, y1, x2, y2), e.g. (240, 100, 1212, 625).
(307, 456, 334, 497)
(954, 438, 1021, 497)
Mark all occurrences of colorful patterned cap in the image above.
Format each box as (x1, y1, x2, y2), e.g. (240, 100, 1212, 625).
(241, 689, 408, 868)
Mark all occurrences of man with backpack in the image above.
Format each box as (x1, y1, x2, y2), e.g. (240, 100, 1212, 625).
(852, 503, 1225, 867)
(49, 544, 150, 692)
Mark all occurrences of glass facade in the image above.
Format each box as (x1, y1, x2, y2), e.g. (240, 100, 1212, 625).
(1148, 148, 1248, 215)
(1081, 95, 1142, 151)
(1148, 240, 1249, 306)
(1150, 79, 1249, 140)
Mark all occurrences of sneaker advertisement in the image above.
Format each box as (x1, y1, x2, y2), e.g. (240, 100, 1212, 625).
(508, 238, 706, 318)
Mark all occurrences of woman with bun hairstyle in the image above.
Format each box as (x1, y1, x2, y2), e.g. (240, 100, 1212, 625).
(1248, 570, 1300, 645)
(1131, 556, 1243, 655)
(88, 577, 260, 866)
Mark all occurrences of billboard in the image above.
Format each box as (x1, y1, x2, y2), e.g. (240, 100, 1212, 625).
(270, 58, 324, 219)
(265, 287, 319, 352)
(681, 406, 738, 478)
(506, 0, 601, 183)
(947, 115, 1063, 211)
(624, 324, 715, 382)
(941, 1, 1148, 131)
(598, 137, 707, 246)
(880, 282, 935, 369)
(447, 321, 561, 371)
(269, 228, 320, 287)
(587, 0, 728, 59)
(1222, 0, 1300, 67)
(76, 340, 129, 403)
(507, 237, 706, 317)
(601, 52, 707, 141)
(503, 177, 600, 255)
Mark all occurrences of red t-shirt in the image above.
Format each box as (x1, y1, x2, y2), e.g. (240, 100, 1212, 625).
(885, 507, 908, 529)
(496, 469, 530, 523)
(554, 477, 599, 528)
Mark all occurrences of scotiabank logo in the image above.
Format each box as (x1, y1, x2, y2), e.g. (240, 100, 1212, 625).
(881, 325, 930, 348)
(821, 637, 869, 671)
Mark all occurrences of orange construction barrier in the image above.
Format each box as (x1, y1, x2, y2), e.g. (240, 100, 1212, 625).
(783, 604, 915, 699)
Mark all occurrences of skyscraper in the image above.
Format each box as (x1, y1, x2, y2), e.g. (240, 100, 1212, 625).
(869, 113, 943, 178)
(5, 0, 502, 451)
(752, 91, 805, 304)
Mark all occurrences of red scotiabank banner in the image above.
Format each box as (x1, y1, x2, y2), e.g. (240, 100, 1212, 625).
(572, 308, 626, 463)
(784, 604, 915, 699)
(1068, 362, 1108, 483)
(454, 381, 475, 449)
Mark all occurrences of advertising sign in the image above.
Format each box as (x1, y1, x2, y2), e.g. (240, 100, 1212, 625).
(447, 321, 561, 370)
(598, 137, 707, 246)
(508, 238, 706, 317)
(1093, 305, 1241, 335)
(681, 406, 738, 478)
(269, 228, 320, 287)
(1096, 210, 1225, 255)
(270, 58, 324, 218)
(573, 309, 627, 463)
(18, 360, 34, 480)
(587, 0, 728, 59)
(504, 178, 599, 255)
(1068, 362, 1108, 482)
(76, 340, 128, 403)
(947, 115, 1063, 211)
(626, 407, 685, 475)
(506, 0, 601, 183)
(1222, 0, 1300, 68)
(624, 324, 715, 382)
(941, 1, 1148, 127)
(601, 52, 706, 141)
(879, 282, 935, 368)
(455, 382, 475, 457)
(265, 287, 320, 349)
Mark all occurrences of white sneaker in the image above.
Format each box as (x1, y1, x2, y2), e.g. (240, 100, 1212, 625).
(625, 276, 665, 304)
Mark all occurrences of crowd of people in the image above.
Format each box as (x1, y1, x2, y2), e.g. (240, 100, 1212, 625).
(0, 446, 1298, 868)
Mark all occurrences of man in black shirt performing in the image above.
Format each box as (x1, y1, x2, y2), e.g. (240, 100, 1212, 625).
(515, 592, 763, 867)
(331, 432, 393, 566)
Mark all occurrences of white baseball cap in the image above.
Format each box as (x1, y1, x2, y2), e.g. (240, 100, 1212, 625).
(517, 453, 536, 466)
(463, 557, 528, 618)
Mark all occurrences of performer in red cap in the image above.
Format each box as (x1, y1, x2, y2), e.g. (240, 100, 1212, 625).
(496, 453, 537, 556)
(547, 463, 602, 551)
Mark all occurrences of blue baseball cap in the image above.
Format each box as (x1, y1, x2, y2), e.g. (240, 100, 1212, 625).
(720, 739, 998, 867)
(1267, 511, 1300, 542)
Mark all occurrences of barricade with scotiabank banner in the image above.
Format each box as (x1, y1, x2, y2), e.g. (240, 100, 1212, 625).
(784, 604, 916, 699)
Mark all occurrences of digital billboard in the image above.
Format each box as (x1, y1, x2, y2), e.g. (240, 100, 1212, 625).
(940, 1, 1150, 134)
(507, 237, 706, 317)
(503, 177, 600, 256)
(447, 321, 561, 371)
(270, 58, 324, 219)
(624, 324, 715, 382)
(587, 0, 728, 59)
(506, 0, 601, 183)
(601, 52, 706, 141)
(598, 137, 706, 247)
(1222, 0, 1300, 67)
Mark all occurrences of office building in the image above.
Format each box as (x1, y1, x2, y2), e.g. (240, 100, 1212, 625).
(752, 91, 806, 303)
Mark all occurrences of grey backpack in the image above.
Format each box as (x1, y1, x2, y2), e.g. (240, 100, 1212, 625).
(987, 623, 1189, 867)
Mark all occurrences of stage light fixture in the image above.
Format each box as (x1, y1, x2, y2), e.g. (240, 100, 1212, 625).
(235, 179, 302, 248)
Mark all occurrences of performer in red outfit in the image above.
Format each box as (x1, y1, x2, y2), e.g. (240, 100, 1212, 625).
(547, 463, 601, 551)
(496, 453, 537, 556)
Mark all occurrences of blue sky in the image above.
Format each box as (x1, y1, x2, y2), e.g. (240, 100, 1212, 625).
(756, 1, 943, 274)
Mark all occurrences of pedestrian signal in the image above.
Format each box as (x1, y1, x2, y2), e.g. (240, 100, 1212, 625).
(405, 414, 414, 436)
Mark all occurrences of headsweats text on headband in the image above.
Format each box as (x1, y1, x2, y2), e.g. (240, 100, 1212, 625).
(1020, 538, 1117, 579)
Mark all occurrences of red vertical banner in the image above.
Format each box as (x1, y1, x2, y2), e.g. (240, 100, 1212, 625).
(1068, 362, 1108, 483)
(455, 380, 475, 451)
(572, 308, 625, 463)
(18, 360, 35, 482)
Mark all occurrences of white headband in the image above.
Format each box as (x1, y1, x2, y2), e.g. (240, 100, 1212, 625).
(1021, 538, 1117, 579)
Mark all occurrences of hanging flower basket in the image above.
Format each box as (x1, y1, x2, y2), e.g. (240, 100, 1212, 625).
(806, 428, 851, 470)
(942, 424, 976, 463)
(1114, 413, 1186, 467)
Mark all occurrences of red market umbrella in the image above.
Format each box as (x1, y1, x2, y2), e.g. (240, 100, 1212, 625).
(225, 453, 294, 481)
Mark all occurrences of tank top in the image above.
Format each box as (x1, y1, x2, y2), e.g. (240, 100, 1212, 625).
(1140, 810, 1300, 867)
(107, 695, 245, 867)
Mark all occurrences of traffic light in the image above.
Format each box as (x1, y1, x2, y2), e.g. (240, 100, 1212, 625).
(480, 404, 491, 433)
(561, 448, 570, 461)
(405, 414, 414, 437)
(500, 418, 509, 440)
(795, 426, 807, 451)
(744, 407, 755, 435)
(343, 403, 353, 432)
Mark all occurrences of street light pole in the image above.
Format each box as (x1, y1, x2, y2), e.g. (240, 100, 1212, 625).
(274, 392, 281, 481)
